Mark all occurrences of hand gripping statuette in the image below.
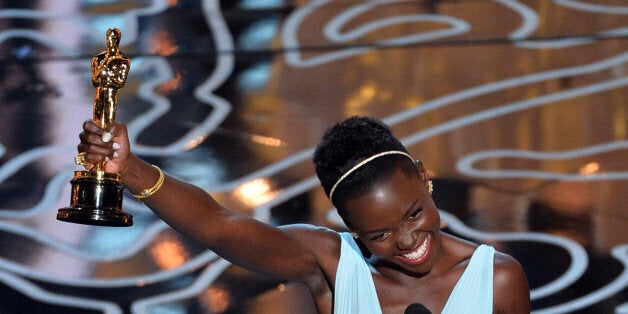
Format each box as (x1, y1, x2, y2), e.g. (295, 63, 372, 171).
(57, 28, 133, 227)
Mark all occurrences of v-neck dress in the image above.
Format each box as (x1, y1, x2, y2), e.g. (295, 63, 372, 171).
(334, 232, 494, 314)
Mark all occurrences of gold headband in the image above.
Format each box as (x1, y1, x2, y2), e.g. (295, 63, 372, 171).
(328, 151, 414, 201)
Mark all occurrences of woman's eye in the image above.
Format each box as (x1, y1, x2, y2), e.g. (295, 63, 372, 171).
(410, 207, 422, 219)
(371, 232, 390, 241)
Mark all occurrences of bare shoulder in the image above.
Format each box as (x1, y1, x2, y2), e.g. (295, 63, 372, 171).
(493, 251, 531, 314)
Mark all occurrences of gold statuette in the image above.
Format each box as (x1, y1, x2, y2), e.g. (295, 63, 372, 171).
(57, 28, 133, 227)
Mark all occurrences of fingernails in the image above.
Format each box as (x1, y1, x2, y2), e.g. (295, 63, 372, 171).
(112, 142, 121, 150)
(113, 151, 119, 158)
(105, 156, 110, 162)
(102, 132, 112, 143)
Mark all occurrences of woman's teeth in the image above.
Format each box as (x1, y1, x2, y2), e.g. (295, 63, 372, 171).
(403, 235, 429, 260)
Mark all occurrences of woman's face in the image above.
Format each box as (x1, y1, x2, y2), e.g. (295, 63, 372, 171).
(343, 165, 441, 274)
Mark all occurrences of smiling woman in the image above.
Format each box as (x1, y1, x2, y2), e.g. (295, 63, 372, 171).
(313, 116, 530, 313)
(77, 115, 530, 313)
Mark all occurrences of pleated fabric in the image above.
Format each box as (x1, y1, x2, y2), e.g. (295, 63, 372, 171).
(334, 232, 495, 314)
(441, 244, 495, 314)
(334, 232, 382, 314)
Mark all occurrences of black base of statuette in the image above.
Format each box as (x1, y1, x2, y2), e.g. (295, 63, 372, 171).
(57, 170, 133, 227)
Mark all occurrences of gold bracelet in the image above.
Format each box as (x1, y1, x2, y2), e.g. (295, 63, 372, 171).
(132, 165, 164, 201)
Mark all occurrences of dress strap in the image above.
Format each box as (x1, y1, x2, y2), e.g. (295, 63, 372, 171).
(334, 232, 382, 314)
(442, 244, 495, 313)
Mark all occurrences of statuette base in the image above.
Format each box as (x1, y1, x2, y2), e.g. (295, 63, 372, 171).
(57, 170, 133, 227)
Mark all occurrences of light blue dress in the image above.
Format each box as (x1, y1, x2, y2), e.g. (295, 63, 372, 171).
(334, 232, 495, 314)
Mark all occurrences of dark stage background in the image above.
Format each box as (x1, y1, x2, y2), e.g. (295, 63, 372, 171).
(0, 0, 626, 313)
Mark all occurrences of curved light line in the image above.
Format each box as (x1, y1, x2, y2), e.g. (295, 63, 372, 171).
(0, 29, 79, 56)
(282, 0, 469, 68)
(617, 302, 628, 314)
(323, 1, 469, 43)
(401, 76, 628, 147)
(0, 146, 72, 182)
(0, 249, 219, 288)
(129, 0, 233, 155)
(494, 0, 538, 40)
(126, 57, 176, 154)
(0, 9, 83, 20)
(0, 220, 169, 262)
(532, 244, 628, 313)
(0, 268, 122, 313)
(456, 141, 628, 180)
(131, 258, 232, 312)
(251, 176, 321, 222)
(117, 0, 169, 45)
(326, 14, 469, 45)
(517, 26, 628, 49)
(0, 146, 75, 216)
(0, 170, 71, 217)
(554, 0, 628, 14)
(439, 211, 589, 300)
(0, 1, 168, 57)
(209, 149, 313, 193)
(384, 52, 628, 126)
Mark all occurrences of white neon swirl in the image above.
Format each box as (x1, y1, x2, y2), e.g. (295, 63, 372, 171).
(282, 0, 469, 68)
(532, 244, 628, 313)
(439, 211, 589, 300)
(131, 258, 232, 312)
(457, 141, 628, 180)
(554, 0, 628, 14)
(0, 268, 122, 313)
(127, 0, 233, 155)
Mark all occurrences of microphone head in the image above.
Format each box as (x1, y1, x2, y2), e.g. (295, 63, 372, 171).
(404, 303, 431, 314)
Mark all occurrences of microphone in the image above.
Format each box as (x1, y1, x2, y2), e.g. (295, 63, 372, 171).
(404, 303, 432, 314)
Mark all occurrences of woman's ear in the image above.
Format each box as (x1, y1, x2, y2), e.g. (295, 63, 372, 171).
(415, 160, 430, 182)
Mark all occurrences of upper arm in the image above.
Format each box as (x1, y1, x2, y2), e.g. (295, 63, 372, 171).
(493, 252, 531, 314)
(204, 213, 329, 283)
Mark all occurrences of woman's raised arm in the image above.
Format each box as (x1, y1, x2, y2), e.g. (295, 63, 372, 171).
(77, 120, 332, 311)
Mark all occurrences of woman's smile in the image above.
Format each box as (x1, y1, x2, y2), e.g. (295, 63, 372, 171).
(396, 234, 432, 266)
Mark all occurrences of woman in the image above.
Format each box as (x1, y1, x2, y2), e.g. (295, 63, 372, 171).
(77, 116, 530, 313)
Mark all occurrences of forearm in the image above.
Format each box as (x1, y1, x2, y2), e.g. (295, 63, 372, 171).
(117, 155, 323, 282)
(119, 154, 227, 241)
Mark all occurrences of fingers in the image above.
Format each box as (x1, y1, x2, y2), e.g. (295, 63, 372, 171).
(82, 119, 105, 134)
(83, 120, 128, 140)
(79, 120, 124, 162)
(77, 143, 115, 163)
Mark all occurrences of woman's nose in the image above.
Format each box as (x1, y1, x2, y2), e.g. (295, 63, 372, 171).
(396, 226, 417, 250)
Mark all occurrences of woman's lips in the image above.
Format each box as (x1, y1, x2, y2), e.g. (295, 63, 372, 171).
(396, 234, 431, 265)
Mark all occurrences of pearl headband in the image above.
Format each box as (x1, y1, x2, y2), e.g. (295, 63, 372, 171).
(328, 151, 414, 201)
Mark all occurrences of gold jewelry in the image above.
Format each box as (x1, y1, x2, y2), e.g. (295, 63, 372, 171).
(74, 152, 88, 165)
(428, 180, 433, 195)
(132, 165, 164, 201)
(329, 150, 414, 201)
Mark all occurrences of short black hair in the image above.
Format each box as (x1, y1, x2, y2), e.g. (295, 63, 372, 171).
(313, 116, 418, 214)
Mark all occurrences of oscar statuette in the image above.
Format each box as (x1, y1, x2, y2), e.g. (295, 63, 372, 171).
(57, 28, 133, 227)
